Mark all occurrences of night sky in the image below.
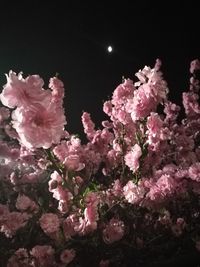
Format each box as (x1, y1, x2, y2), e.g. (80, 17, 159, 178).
(0, 1, 199, 137)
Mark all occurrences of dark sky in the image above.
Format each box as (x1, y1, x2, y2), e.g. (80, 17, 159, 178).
(0, 1, 199, 136)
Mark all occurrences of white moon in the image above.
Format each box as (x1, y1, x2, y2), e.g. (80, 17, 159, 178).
(107, 46, 113, 53)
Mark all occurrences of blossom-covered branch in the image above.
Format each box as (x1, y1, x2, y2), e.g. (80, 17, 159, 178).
(1, 60, 200, 266)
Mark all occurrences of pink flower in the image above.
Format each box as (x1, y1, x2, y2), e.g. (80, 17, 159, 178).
(130, 85, 158, 121)
(103, 100, 112, 116)
(182, 92, 200, 117)
(0, 71, 50, 109)
(147, 113, 163, 140)
(124, 144, 142, 172)
(112, 78, 135, 106)
(146, 112, 167, 149)
(84, 205, 99, 230)
(135, 63, 168, 100)
(58, 200, 70, 213)
(123, 180, 145, 204)
(39, 213, 60, 234)
(52, 185, 73, 202)
(103, 218, 125, 244)
(1, 72, 67, 149)
(164, 101, 180, 121)
(111, 179, 123, 197)
(16, 194, 37, 211)
(62, 214, 77, 239)
(30, 245, 55, 267)
(188, 163, 200, 182)
(53, 141, 69, 162)
(49, 171, 63, 185)
(49, 76, 64, 91)
(60, 249, 76, 264)
(82, 112, 96, 140)
(0, 211, 30, 238)
(147, 174, 177, 202)
(49, 77, 64, 103)
(85, 192, 99, 206)
(190, 59, 200, 74)
(129, 63, 168, 121)
(12, 102, 66, 149)
(64, 154, 85, 171)
(7, 248, 30, 267)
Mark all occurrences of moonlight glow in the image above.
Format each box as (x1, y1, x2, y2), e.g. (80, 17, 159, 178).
(107, 46, 113, 53)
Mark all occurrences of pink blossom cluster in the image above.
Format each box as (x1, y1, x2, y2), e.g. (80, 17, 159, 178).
(0, 72, 66, 149)
(1, 59, 200, 266)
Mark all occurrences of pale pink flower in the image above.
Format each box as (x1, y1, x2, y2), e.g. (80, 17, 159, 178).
(1, 212, 30, 238)
(84, 205, 99, 230)
(147, 113, 163, 140)
(124, 144, 142, 172)
(188, 163, 200, 182)
(164, 101, 180, 121)
(123, 180, 145, 204)
(39, 213, 60, 234)
(49, 171, 63, 185)
(115, 109, 129, 124)
(49, 76, 64, 91)
(135, 62, 168, 100)
(147, 174, 177, 202)
(130, 85, 157, 121)
(60, 249, 76, 264)
(30, 245, 55, 267)
(85, 192, 99, 206)
(112, 78, 135, 105)
(64, 154, 85, 171)
(20, 170, 42, 184)
(58, 200, 70, 213)
(53, 141, 69, 162)
(190, 59, 200, 74)
(0, 71, 50, 108)
(111, 179, 123, 197)
(62, 214, 77, 239)
(105, 149, 121, 169)
(49, 77, 64, 103)
(7, 248, 30, 267)
(82, 112, 96, 140)
(130, 62, 168, 121)
(73, 217, 89, 235)
(182, 92, 200, 116)
(16, 194, 37, 211)
(70, 135, 82, 148)
(103, 218, 125, 244)
(12, 102, 66, 149)
(103, 100, 112, 116)
(52, 185, 73, 202)
(146, 112, 168, 149)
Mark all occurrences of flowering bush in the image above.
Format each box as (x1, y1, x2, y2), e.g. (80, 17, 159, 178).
(1, 60, 200, 267)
